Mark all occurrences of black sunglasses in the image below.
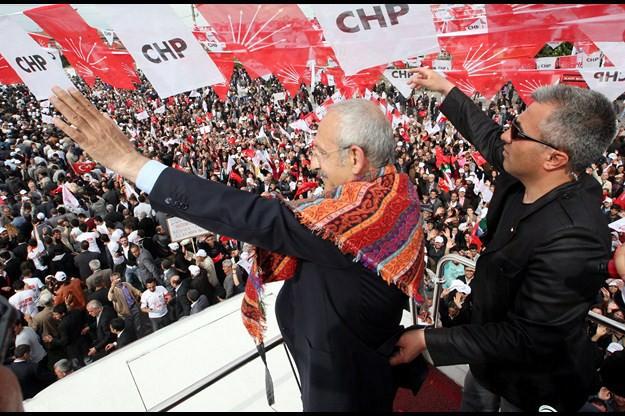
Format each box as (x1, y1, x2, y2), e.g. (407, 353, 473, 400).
(509, 117, 559, 151)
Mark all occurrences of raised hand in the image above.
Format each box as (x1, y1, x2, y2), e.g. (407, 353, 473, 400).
(50, 86, 149, 183)
(406, 67, 455, 96)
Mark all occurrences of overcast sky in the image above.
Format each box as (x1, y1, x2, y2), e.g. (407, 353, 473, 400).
(0, 4, 315, 32)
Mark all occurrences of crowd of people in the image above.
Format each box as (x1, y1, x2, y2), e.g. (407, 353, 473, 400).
(1, 63, 625, 408)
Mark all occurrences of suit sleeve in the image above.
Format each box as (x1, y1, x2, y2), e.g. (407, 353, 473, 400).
(425, 226, 606, 366)
(148, 168, 351, 267)
(440, 87, 506, 173)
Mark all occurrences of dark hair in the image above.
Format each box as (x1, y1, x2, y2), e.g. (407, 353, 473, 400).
(110, 317, 126, 332)
(187, 289, 199, 302)
(80, 240, 90, 250)
(145, 277, 157, 285)
(53, 303, 68, 315)
(14, 344, 31, 358)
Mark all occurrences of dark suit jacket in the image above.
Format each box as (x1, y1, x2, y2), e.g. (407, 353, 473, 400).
(425, 87, 610, 412)
(7, 361, 54, 399)
(148, 167, 411, 411)
(172, 279, 191, 319)
(116, 325, 137, 349)
(75, 251, 101, 279)
(189, 294, 209, 315)
(93, 306, 116, 352)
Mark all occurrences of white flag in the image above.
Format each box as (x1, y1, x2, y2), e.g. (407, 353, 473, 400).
(383, 68, 414, 98)
(0, 16, 73, 100)
(580, 68, 625, 102)
(42, 114, 54, 124)
(201, 99, 207, 113)
(226, 155, 236, 174)
(97, 4, 224, 98)
(577, 51, 602, 68)
(154, 105, 166, 114)
(289, 119, 313, 133)
(103, 29, 115, 46)
(123, 180, 139, 200)
(535, 57, 557, 71)
(62, 183, 81, 212)
(312, 4, 438, 76)
(257, 126, 267, 139)
(189, 90, 201, 98)
(135, 110, 149, 121)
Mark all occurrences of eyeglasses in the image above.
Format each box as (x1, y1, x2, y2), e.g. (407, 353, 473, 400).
(508, 117, 559, 151)
(309, 140, 350, 160)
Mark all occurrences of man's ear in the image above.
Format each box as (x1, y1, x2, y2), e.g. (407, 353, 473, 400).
(543, 149, 569, 172)
(349, 145, 368, 174)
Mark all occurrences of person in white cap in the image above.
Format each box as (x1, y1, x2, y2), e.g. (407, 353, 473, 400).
(194, 249, 222, 296)
(52, 271, 86, 311)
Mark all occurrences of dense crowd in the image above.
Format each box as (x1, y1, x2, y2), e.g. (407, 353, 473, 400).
(1, 65, 625, 407)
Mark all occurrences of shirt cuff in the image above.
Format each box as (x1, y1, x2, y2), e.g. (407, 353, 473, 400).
(135, 160, 167, 194)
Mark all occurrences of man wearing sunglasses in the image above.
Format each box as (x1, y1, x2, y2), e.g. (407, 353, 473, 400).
(391, 67, 617, 412)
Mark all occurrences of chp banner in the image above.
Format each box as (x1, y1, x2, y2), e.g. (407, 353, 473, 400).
(383, 68, 414, 98)
(0, 16, 73, 100)
(312, 4, 439, 76)
(96, 4, 224, 98)
(579, 68, 625, 102)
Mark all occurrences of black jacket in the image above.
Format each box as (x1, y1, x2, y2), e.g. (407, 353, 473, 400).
(148, 167, 417, 411)
(425, 87, 610, 412)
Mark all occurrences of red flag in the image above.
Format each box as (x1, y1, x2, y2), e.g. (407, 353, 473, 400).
(508, 71, 561, 105)
(243, 148, 256, 159)
(229, 171, 243, 184)
(470, 151, 488, 167)
(196, 4, 318, 81)
(435, 147, 451, 169)
(28, 32, 52, 48)
(0, 54, 22, 85)
(72, 161, 96, 175)
(469, 222, 483, 251)
(24, 4, 137, 89)
(294, 181, 318, 199)
(557, 55, 578, 69)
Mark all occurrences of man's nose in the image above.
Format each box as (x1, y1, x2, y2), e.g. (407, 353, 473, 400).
(500, 128, 512, 145)
(310, 155, 319, 171)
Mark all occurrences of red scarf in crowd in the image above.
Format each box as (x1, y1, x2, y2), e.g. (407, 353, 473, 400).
(241, 165, 426, 344)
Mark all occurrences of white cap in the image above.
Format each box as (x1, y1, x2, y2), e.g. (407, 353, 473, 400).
(607, 342, 624, 353)
(168, 242, 179, 251)
(604, 198, 613, 204)
(54, 271, 67, 282)
(449, 279, 472, 295)
(434, 236, 444, 244)
(19, 190, 27, 195)
(196, 249, 207, 257)
(188, 265, 200, 276)
(608, 153, 617, 160)
(37, 212, 45, 220)
(0, 227, 6, 233)
(458, 187, 466, 193)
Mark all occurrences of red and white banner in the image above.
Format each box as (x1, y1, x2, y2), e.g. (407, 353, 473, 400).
(312, 4, 438, 75)
(508, 71, 562, 105)
(24, 4, 137, 90)
(535, 57, 557, 71)
(0, 16, 74, 100)
(96, 4, 224, 98)
(71, 161, 96, 174)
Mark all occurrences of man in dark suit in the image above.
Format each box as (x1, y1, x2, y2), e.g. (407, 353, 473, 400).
(51, 88, 427, 411)
(74, 240, 101, 279)
(43, 304, 89, 367)
(187, 289, 209, 315)
(85, 300, 116, 360)
(391, 68, 617, 412)
(169, 274, 190, 321)
(105, 317, 137, 352)
(7, 345, 54, 399)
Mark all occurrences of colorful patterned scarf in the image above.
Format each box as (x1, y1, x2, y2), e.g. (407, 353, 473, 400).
(241, 165, 425, 344)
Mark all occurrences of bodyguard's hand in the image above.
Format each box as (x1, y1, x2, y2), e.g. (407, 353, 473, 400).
(389, 328, 427, 366)
(50, 86, 149, 183)
(406, 67, 455, 96)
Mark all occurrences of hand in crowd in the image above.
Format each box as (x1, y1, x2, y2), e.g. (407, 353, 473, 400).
(50, 86, 149, 182)
(389, 328, 427, 366)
